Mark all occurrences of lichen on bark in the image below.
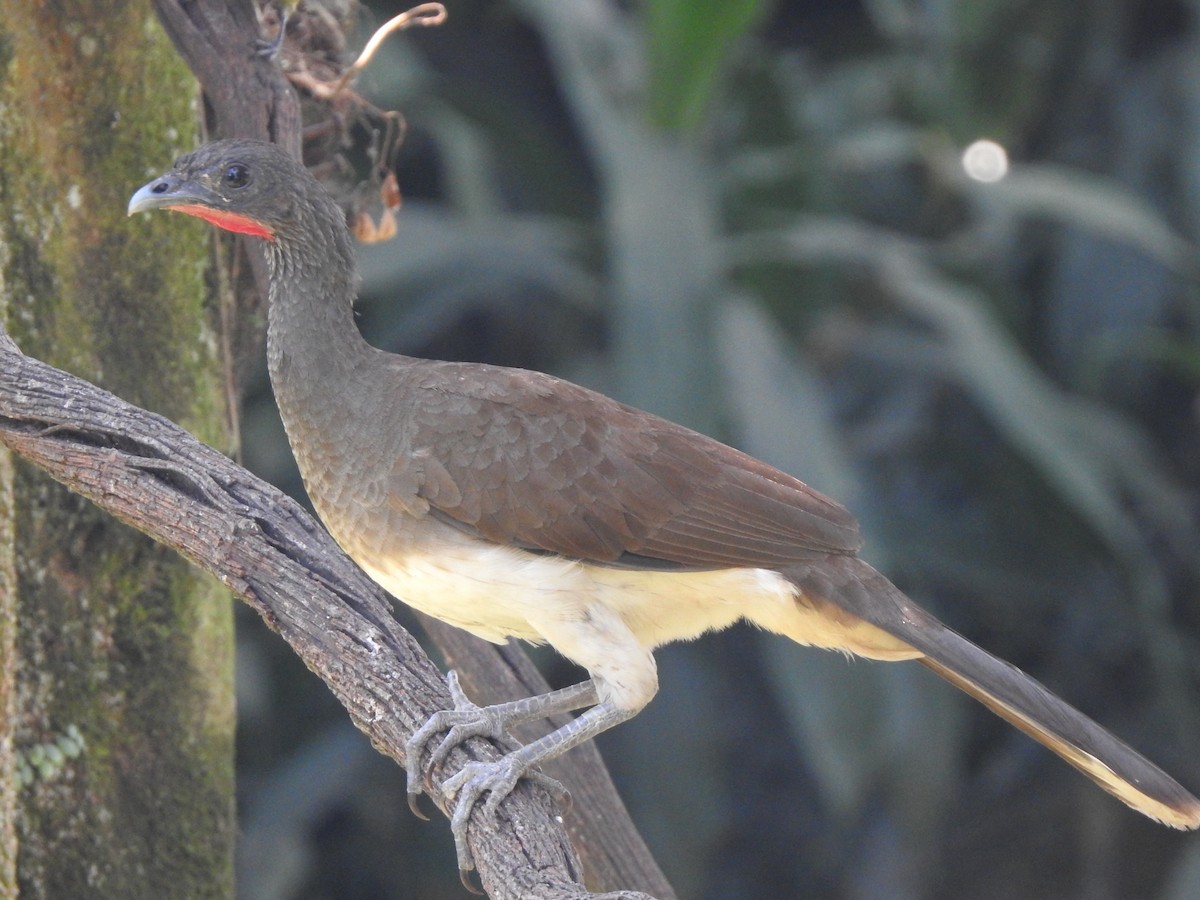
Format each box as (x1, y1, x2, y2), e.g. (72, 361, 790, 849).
(0, 2, 236, 897)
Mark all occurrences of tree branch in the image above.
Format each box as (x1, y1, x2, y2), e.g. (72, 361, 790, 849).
(0, 331, 657, 900)
(150, 0, 301, 153)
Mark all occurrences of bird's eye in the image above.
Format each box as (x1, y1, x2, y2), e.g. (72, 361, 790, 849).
(222, 164, 250, 188)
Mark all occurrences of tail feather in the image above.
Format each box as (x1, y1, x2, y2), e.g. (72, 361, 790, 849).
(793, 556, 1200, 829)
(917, 642, 1200, 829)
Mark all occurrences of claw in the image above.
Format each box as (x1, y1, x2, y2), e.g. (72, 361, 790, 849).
(459, 867, 484, 895)
(405, 669, 512, 817)
(404, 673, 602, 875)
(441, 754, 571, 875)
(430, 677, 511, 768)
(529, 769, 573, 816)
(407, 789, 430, 821)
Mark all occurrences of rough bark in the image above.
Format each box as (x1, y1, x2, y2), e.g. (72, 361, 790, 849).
(0, 418, 13, 896)
(0, 2, 235, 896)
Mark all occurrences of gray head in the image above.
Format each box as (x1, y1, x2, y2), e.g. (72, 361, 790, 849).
(128, 139, 336, 243)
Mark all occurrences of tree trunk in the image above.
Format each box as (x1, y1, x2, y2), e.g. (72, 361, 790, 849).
(0, 3, 236, 897)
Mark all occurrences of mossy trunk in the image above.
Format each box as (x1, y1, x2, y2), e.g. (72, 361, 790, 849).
(0, 3, 236, 898)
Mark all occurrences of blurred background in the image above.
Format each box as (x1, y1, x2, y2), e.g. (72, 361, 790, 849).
(234, 0, 1200, 897)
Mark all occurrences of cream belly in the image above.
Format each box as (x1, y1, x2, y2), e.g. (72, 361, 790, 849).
(353, 527, 920, 667)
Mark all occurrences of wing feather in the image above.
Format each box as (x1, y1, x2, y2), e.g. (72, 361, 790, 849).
(397, 362, 862, 569)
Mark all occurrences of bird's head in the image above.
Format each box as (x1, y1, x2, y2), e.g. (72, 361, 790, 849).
(128, 139, 312, 240)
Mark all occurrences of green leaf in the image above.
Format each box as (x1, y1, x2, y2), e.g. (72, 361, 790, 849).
(645, 0, 773, 132)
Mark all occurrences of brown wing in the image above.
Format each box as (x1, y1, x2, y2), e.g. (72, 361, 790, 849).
(398, 361, 862, 570)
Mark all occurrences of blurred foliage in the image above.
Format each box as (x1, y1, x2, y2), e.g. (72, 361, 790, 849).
(644, 0, 772, 131)
(236, 0, 1200, 898)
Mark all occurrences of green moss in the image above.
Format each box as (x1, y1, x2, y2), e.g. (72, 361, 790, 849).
(0, 4, 237, 897)
(13, 483, 236, 899)
(0, 7, 228, 448)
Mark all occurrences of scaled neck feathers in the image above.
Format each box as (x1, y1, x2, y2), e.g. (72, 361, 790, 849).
(262, 171, 374, 429)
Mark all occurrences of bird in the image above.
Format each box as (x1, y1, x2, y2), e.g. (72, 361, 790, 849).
(129, 139, 1200, 875)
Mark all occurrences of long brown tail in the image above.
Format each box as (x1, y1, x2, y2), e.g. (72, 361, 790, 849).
(790, 555, 1200, 829)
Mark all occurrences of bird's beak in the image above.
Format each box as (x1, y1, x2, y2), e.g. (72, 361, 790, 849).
(128, 173, 196, 217)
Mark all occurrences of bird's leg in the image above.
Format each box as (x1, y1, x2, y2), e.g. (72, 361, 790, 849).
(406, 672, 598, 817)
(441, 699, 640, 876)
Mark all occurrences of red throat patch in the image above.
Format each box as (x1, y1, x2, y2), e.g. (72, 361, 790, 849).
(168, 204, 276, 239)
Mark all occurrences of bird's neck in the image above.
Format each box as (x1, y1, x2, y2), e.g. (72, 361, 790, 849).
(261, 202, 375, 446)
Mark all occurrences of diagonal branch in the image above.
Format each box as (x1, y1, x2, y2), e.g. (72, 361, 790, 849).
(0, 330, 657, 900)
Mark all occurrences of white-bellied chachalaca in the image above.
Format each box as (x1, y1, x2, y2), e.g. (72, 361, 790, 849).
(129, 139, 1200, 875)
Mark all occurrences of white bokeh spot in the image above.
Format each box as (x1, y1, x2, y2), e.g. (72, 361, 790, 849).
(962, 139, 1009, 183)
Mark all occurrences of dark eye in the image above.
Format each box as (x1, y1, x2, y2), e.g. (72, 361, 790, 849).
(222, 163, 250, 188)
